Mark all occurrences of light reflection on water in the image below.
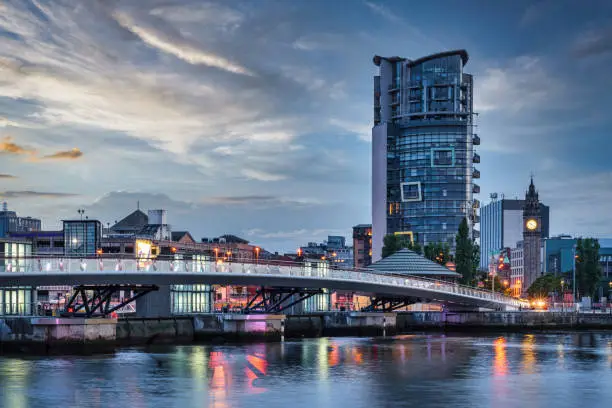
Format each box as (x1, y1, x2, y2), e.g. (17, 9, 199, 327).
(1, 333, 612, 408)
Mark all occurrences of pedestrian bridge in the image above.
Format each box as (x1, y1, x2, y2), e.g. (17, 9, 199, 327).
(0, 257, 528, 311)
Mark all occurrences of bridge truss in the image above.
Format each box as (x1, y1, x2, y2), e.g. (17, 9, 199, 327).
(243, 287, 324, 314)
(63, 284, 158, 318)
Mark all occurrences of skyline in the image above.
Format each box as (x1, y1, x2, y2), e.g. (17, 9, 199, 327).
(1, 0, 612, 251)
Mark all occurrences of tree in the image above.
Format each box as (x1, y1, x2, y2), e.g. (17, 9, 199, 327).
(480, 272, 512, 296)
(471, 242, 480, 284)
(424, 242, 451, 265)
(382, 234, 422, 258)
(575, 238, 602, 299)
(527, 274, 562, 298)
(455, 218, 473, 285)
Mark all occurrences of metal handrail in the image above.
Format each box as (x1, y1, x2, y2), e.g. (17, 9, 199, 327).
(0, 257, 528, 308)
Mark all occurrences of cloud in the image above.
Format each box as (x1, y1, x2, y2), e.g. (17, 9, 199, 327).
(572, 26, 612, 58)
(0, 190, 78, 198)
(41, 147, 83, 160)
(0, 136, 36, 156)
(112, 11, 254, 76)
(0, 174, 17, 179)
(292, 33, 344, 51)
(329, 118, 371, 142)
(241, 168, 287, 182)
(474, 56, 565, 113)
(244, 228, 350, 240)
(519, 1, 554, 26)
(201, 195, 323, 207)
(363, 1, 401, 23)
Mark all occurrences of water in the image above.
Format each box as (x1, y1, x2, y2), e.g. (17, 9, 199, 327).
(1, 333, 612, 408)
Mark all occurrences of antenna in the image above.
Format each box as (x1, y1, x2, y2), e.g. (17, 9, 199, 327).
(137, 200, 140, 210)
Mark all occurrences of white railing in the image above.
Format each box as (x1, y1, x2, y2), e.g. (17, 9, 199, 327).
(0, 257, 529, 308)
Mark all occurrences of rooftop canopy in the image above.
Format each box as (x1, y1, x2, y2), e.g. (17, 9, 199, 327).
(368, 249, 461, 278)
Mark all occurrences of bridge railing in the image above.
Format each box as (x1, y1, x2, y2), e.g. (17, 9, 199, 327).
(0, 257, 528, 308)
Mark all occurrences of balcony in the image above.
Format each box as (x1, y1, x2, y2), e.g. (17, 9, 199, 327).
(473, 153, 480, 163)
(473, 168, 480, 179)
(473, 184, 480, 194)
(388, 83, 400, 92)
(472, 134, 480, 145)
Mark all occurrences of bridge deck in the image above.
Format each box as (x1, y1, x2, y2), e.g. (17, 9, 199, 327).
(0, 258, 528, 310)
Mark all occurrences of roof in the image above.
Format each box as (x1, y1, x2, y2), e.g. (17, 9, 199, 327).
(353, 224, 372, 229)
(368, 249, 461, 277)
(219, 234, 249, 244)
(373, 50, 469, 68)
(172, 231, 195, 242)
(139, 224, 162, 236)
(111, 210, 148, 232)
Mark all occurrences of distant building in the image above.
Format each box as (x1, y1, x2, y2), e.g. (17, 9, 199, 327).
(9, 230, 64, 255)
(510, 243, 524, 297)
(353, 224, 372, 268)
(327, 236, 346, 250)
(63, 219, 102, 256)
(480, 195, 549, 270)
(0, 202, 41, 238)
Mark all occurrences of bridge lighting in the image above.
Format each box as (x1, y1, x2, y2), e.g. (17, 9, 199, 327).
(171, 247, 177, 253)
(96, 248, 103, 256)
(297, 248, 303, 257)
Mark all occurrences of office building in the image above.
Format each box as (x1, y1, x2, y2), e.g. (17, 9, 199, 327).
(0, 202, 41, 238)
(480, 194, 550, 270)
(372, 50, 478, 261)
(510, 244, 524, 297)
(353, 224, 372, 268)
(327, 236, 346, 250)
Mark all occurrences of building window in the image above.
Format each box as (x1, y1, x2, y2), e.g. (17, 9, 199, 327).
(401, 182, 422, 202)
(431, 148, 455, 167)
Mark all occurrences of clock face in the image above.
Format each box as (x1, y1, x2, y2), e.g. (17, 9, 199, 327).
(526, 219, 538, 231)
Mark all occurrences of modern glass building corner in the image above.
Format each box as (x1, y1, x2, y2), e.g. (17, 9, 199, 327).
(372, 51, 478, 261)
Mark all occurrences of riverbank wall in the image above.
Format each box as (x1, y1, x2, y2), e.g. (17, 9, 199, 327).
(3, 311, 612, 354)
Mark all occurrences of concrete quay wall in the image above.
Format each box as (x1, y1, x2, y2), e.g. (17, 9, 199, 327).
(397, 311, 612, 331)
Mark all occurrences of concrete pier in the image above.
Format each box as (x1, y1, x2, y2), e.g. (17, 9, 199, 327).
(1, 317, 117, 354)
(193, 314, 286, 342)
(285, 312, 397, 337)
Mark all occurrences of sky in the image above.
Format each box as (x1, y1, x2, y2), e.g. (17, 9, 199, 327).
(1, 0, 611, 252)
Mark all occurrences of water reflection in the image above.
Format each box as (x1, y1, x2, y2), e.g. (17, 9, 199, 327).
(1, 334, 612, 407)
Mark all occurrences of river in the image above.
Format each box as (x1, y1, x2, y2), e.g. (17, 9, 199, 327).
(1, 333, 611, 407)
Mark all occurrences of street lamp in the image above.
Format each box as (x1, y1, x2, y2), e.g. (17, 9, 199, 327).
(214, 247, 219, 261)
(573, 244, 578, 308)
(255, 247, 260, 264)
(77, 208, 85, 221)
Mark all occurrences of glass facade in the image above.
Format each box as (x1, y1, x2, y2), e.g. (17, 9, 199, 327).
(63, 220, 101, 256)
(171, 285, 212, 314)
(0, 287, 33, 315)
(0, 241, 32, 272)
(375, 51, 475, 248)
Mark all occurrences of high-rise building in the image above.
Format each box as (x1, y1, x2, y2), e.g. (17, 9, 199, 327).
(0, 202, 41, 238)
(371, 51, 478, 261)
(522, 178, 542, 295)
(480, 195, 550, 270)
(353, 224, 372, 268)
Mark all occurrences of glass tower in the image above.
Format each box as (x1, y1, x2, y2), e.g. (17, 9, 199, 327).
(372, 51, 479, 261)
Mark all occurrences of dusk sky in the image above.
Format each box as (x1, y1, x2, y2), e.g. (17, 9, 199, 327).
(1, 0, 611, 252)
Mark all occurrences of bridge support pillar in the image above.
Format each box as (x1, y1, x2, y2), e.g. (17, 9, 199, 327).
(322, 312, 397, 337)
(194, 314, 286, 342)
(136, 285, 171, 318)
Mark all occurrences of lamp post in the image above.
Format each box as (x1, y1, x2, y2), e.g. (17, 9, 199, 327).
(572, 244, 577, 309)
(255, 247, 260, 264)
(214, 247, 219, 262)
(561, 279, 565, 312)
(77, 209, 85, 221)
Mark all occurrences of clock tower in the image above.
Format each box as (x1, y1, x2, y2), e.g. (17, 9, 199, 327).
(522, 177, 542, 295)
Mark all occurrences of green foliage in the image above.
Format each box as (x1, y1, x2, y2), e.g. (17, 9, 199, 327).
(576, 238, 602, 298)
(455, 218, 474, 285)
(527, 274, 562, 298)
(480, 273, 512, 295)
(471, 242, 480, 285)
(382, 234, 422, 258)
(424, 242, 451, 265)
